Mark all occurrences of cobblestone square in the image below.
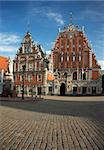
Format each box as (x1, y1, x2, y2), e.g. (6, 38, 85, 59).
(0, 96, 104, 150)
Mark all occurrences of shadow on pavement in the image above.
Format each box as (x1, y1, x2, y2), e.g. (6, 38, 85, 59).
(0, 99, 104, 120)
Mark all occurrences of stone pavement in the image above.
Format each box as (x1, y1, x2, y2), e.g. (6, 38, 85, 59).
(0, 96, 104, 150)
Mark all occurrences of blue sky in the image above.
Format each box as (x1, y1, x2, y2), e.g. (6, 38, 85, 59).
(0, 1, 104, 69)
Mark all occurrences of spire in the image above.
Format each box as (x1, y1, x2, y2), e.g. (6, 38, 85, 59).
(69, 12, 73, 25)
(27, 20, 30, 32)
(58, 27, 61, 32)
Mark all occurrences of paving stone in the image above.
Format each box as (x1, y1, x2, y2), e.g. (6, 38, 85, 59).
(0, 97, 104, 150)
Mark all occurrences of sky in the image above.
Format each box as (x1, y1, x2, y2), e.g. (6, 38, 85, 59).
(0, 1, 104, 70)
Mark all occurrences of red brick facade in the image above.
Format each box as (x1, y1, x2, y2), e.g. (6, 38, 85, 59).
(13, 32, 48, 96)
(53, 26, 100, 79)
(52, 24, 102, 95)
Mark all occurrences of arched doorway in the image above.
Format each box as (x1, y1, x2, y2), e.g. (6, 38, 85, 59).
(73, 84, 78, 95)
(60, 83, 66, 96)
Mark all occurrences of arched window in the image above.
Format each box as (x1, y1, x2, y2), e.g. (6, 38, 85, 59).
(83, 72, 86, 80)
(73, 72, 77, 80)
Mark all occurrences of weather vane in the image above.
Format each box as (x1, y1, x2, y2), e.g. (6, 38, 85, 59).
(69, 12, 73, 25)
(27, 20, 30, 32)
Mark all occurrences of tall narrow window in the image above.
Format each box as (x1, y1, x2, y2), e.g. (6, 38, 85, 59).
(79, 39, 81, 47)
(38, 74, 42, 82)
(73, 72, 77, 80)
(66, 52, 69, 62)
(83, 72, 86, 80)
(72, 51, 75, 61)
(28, 74, 32, 81)
(61, 52, 64, 62)
(29, 62, 33, 71)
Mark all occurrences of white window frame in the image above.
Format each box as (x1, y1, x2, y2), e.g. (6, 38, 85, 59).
(20, 75, 23, 82)
(73, 56, 75, 61)
(28, 75, 32, 81)
(29, 63, 33, 71)
(37, 74, 42, 82)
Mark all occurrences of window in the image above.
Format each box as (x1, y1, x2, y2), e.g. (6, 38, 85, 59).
(60, 52, 64, 62)
(19, 65, 22, 71)
(20, 75, 23, 82)
(73, 51, 75, 55)
(49, 87, 52, 92)
(29, 63, 33, 70)
(79, 39, 81, 45)
(28, 75, 32, 81)
(79, 72, 82, 80)
(73, 39, 75, 45)
(92, 87, 96, 94)
(66, 52, 69, 61)
(73, 56, 75, 61)
(83, 72, 86, 80)
(79, 56, 81, 61)
(67, 39, 69, 44)
(14, 75, 16, 80)
(79, 51, 81, 55)
(82, 87, 87, 94)
(37, 74, 42, 82)
(72, 52, 75, 61)
(61, 39, 64, 45)
(61, 56, 63, 62)
(73, 72, 77, 80)
(73, 87, 77, 93)
(88, 87, 90, 92)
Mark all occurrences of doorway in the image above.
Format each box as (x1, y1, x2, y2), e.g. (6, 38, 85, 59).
(73, 87, 77, 94)
(82, 87, 87, 94)
(60, 83, 66, 96)
(38, 87, 41, 95)
(92, 87, 96, 94)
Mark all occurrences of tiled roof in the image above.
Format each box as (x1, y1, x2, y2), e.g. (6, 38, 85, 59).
(0, 56, 8, 71)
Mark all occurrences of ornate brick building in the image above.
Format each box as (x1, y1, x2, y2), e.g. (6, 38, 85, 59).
(53, 21, 102, 95)
(13, 31, 52, 96)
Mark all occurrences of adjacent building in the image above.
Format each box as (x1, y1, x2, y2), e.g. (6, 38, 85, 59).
(0, 56, 13, 96)
(52, 21, 102, 95)
(0, 56, 8, 95)
(13, 31, 53, 97)
(101, 70, 104, 94)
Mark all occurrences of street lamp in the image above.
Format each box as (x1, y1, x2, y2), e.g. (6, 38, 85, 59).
(22, 65, 26, 99)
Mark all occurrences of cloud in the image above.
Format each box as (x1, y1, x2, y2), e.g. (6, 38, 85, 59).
(0, 45, 18, 52)
(98, 60, 104, 70)
(0, 33, 21, 45)
(30, 7, 64, 26)
(46, 12, 64, 25)
(0, 32, 21, 54)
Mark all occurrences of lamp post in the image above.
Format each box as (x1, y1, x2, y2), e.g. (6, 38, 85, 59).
(22, 65, 26, 100)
